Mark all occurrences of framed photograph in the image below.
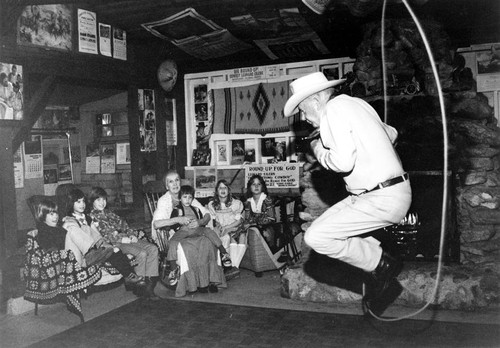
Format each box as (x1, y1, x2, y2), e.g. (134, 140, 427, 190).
(215, 141, 228, 165)
(274, 138, 287, 162)
(321, 64, 339, 81)
(231, 140, 245, 165)
(194, 84, 208, 103)
(261, 137, 276, 157)
(43, 168, 58, 184)
(244, 139, 256, 163)
(194, 167, 217, 191)
(0, 62, 24, 120)
(18, 4, 73, 51)
(58, 163, 73, 182)
(192, 148, 211, 166)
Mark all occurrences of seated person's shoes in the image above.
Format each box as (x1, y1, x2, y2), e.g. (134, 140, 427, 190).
(224, 266, 240, 281)
(367, 251, 403, 301)
(124, 273, 145, 290)
(168, 266, 180, 287)
(221, 253, 232, 268)
(208, 283, 218, 293)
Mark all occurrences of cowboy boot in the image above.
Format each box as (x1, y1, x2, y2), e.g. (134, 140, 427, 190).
(367, 251, 403, 301)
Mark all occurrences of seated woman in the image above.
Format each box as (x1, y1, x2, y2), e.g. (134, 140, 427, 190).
(152, 170, 226, 296)
(242, 174, 277, 250)
(207, 179, 246, 268)
(61, 188, 145, 291)
(167, 185, 232, 285)
(88, 187, 159, 300)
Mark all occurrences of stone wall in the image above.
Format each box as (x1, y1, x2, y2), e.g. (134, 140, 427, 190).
(449, 92, 500, 265)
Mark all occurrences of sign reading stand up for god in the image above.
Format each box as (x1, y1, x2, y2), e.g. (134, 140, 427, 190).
(245, 163, 299, 189)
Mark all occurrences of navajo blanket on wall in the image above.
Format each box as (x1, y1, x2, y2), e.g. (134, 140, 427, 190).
(210, 80, 300, 135)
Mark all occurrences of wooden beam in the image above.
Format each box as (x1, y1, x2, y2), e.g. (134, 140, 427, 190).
(0, 127, 18, 260)
(4, 0, 125, 5)
(12, 74, 58, 151)
(127, 84, 144, 211)
(0, 3, 24, 37)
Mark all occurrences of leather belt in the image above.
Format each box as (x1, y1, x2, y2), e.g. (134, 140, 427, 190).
(364, 173, 409, 194)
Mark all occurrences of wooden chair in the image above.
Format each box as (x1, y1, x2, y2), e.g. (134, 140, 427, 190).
(143, 180, 166, 221)
(143, 180, 170, 284)
(240, 196, 303, 277)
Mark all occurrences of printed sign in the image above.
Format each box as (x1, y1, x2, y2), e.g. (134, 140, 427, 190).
(245, 163, 299, 189)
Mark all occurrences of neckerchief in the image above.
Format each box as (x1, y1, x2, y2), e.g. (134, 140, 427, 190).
(73, 212, 88, 226)
(248, 193, 267, 213)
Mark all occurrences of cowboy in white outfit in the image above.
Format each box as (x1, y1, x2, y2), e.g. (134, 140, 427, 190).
(284, 72, 412, 312)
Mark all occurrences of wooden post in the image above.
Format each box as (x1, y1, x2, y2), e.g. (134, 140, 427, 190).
(0, 126, 19, 262)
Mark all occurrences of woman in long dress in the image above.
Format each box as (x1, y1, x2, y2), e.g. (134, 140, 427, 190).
(152, 170, 226, 296)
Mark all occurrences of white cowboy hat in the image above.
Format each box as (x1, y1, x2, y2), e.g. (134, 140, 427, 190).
(284, 72, 346, 117)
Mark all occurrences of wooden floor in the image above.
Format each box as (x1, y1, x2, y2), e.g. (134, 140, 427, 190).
(29, 298, 500, 348)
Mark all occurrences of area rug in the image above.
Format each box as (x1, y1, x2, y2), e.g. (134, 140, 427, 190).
(29, 298, 499, 348)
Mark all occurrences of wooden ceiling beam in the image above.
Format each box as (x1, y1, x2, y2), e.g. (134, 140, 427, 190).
(12, 74, 58, 152)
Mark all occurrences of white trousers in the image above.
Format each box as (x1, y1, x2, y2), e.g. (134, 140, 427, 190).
(304, 180, 411, 272)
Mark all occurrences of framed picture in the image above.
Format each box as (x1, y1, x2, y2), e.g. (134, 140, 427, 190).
(320, 64, 339, 81)
(192, 148, 211, 166)
(244, 139, 256, 163)
(231, 140, 245, 165)
(18, 4, 73, 51)
(194, 167, 217, 191)
(274, 138, 287, 162)
(215, 141, 228, 165)
(0, 62, 24, 120)
(261, 137, 276, 157)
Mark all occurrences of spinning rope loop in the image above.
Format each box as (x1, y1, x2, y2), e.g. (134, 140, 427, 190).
(364, 0, 449, 322)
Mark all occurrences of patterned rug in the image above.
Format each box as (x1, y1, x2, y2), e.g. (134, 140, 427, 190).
(211, 80, 301, 135)
(29, 298, 499, 347)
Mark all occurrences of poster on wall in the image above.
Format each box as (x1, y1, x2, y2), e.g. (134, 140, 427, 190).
(77, 9, 98, 54)
(245, 163, 299, 189)
(18, 4, 73, 51)
(138, 89, 157, 152)
(58, 163, 72, 183)
(99, 23, 112, 57)
(0, 62, 24, 120)
(14, 145, 24, 188)
(116, 142, 130, 165)
(113, 27, 127, 60)
(165, 98, 177, 146)
(24, 135, 43, 179)
(100, 144, 116, 173)
(85, 143, 100, 174)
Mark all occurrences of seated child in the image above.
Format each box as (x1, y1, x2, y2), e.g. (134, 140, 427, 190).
(62, 188, 145, 290)
(167, 185, 232, 286)
(35, 198, 67, 252)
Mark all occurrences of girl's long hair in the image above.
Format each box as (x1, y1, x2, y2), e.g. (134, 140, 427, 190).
(88, 186, 107, 210)
(211, 179, 234, 211)
(246, 174, 268, 199)
(64, 188, 92, 225)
